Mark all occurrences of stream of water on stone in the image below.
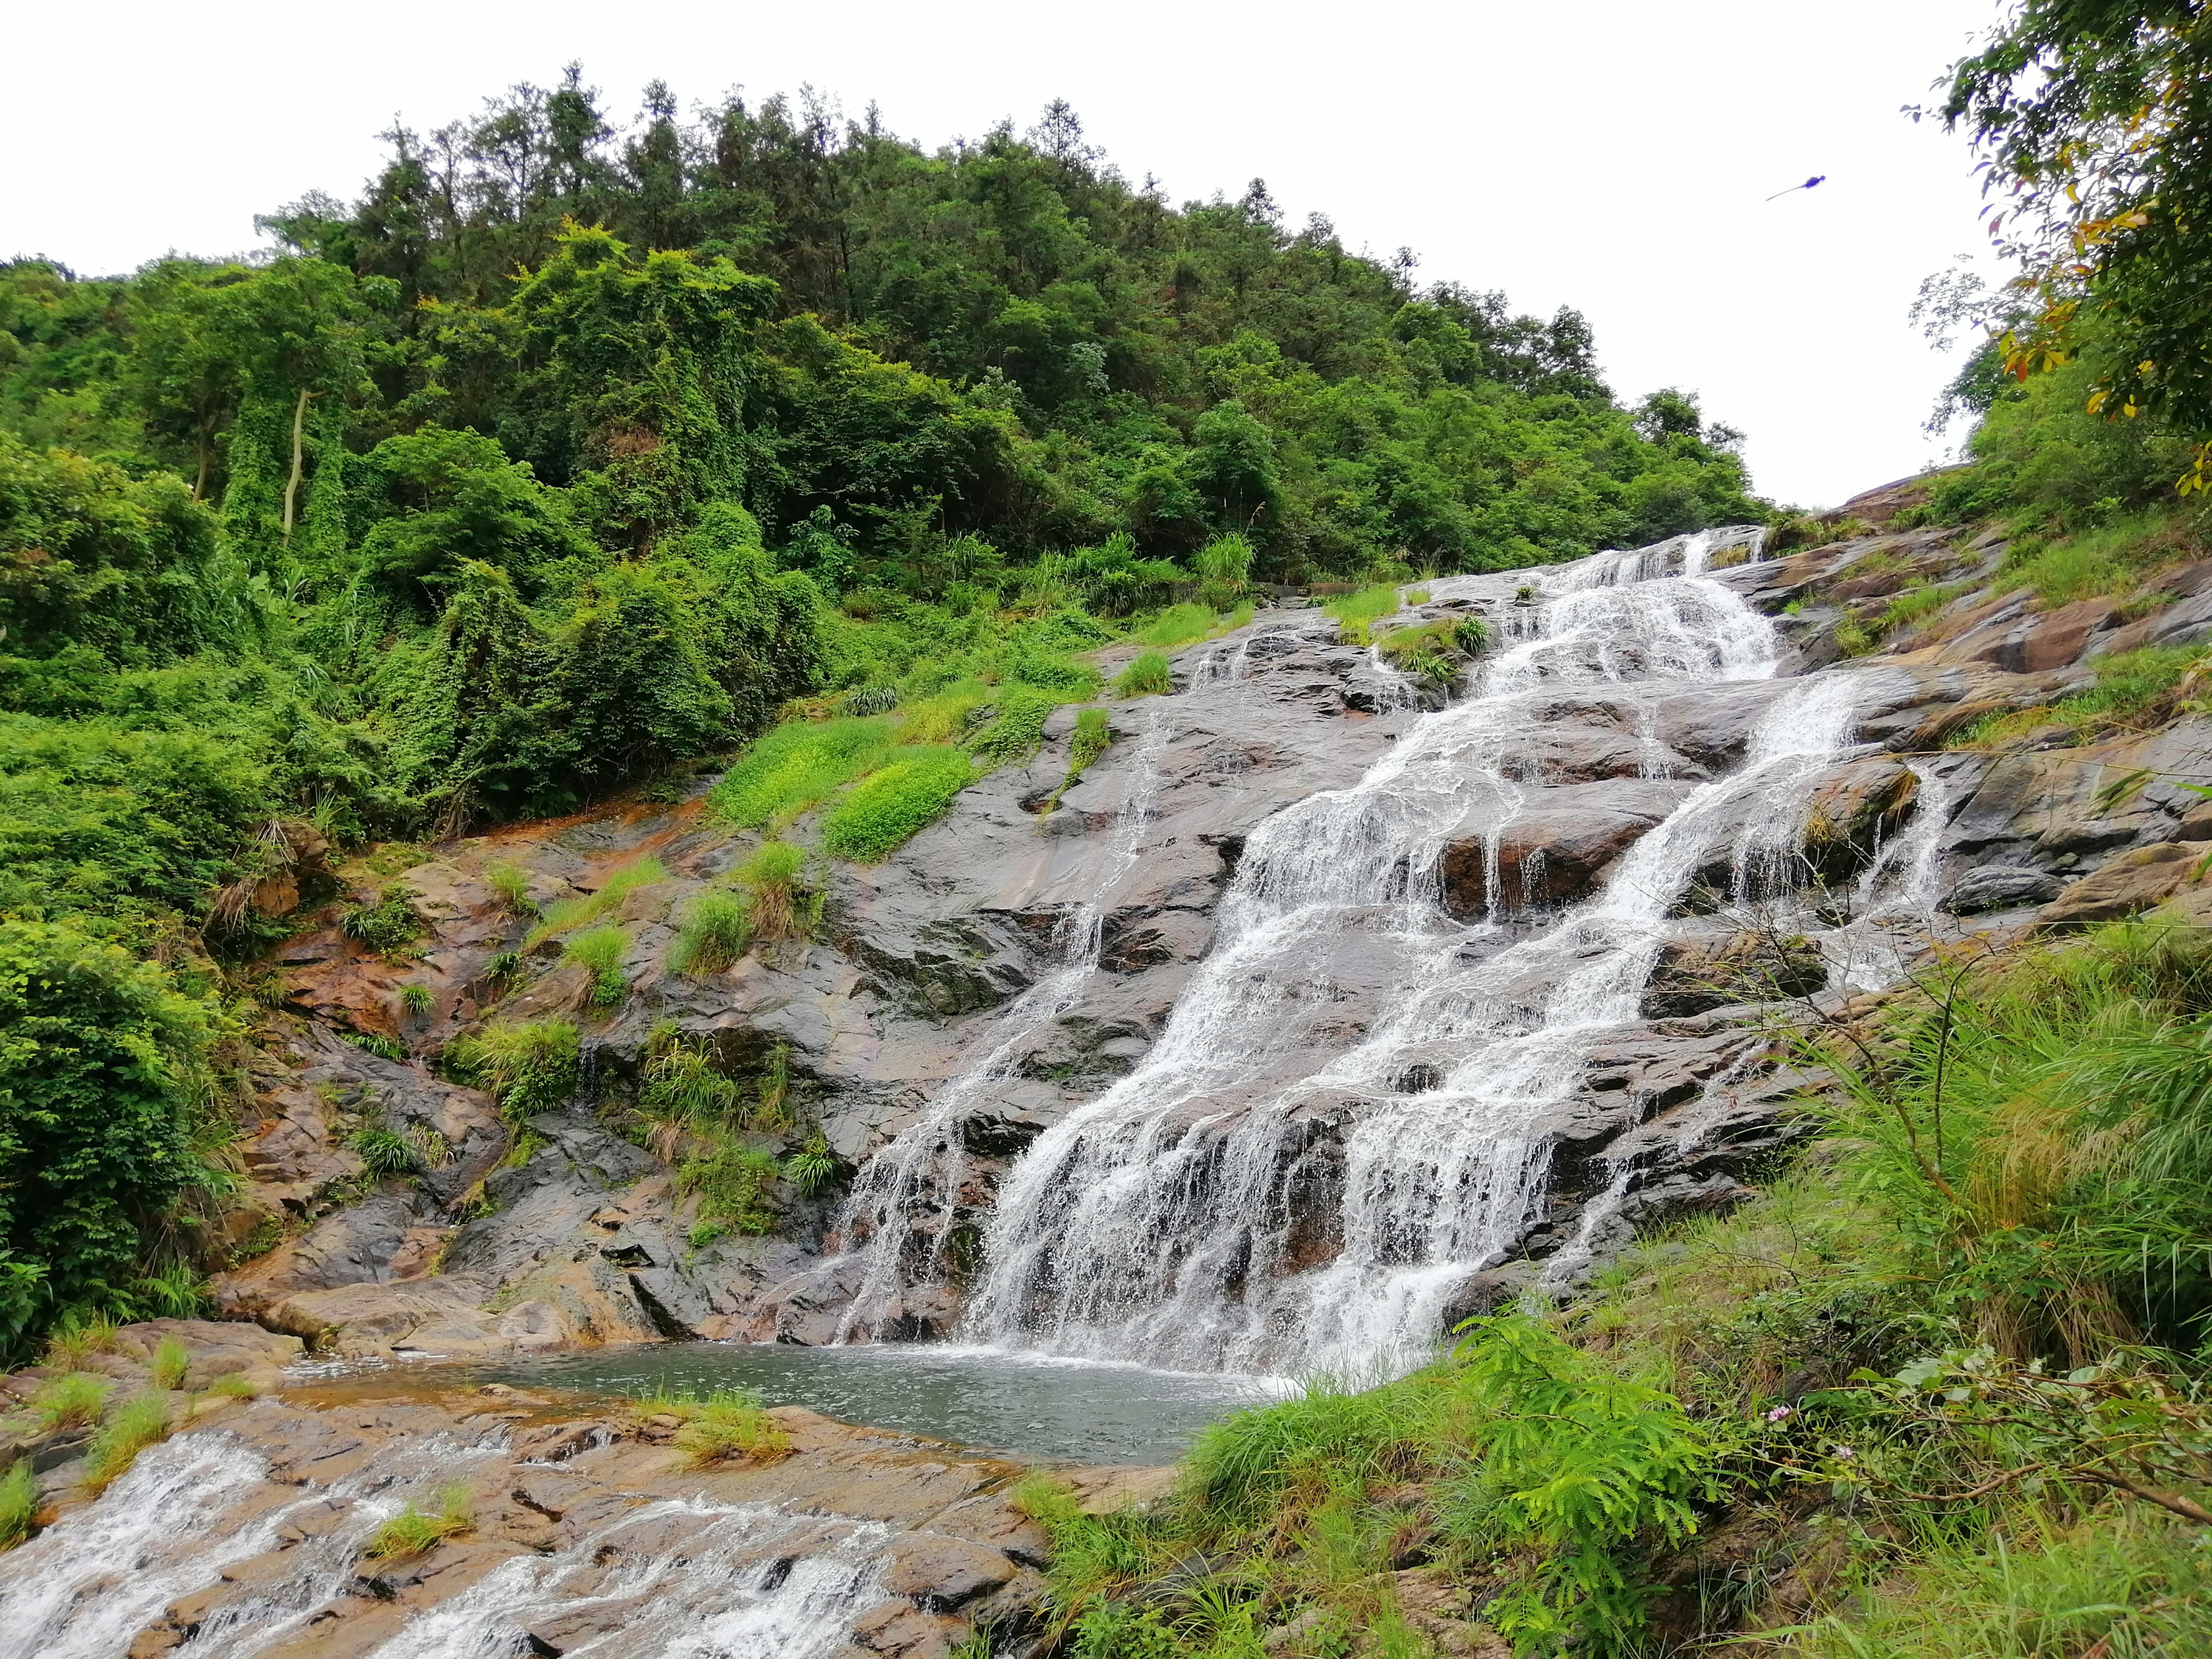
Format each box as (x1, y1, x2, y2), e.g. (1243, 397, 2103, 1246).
(959, 527, 1936, 1375)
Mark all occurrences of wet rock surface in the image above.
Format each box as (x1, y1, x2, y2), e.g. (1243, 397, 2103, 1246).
(0, 1367, 1136, 1659)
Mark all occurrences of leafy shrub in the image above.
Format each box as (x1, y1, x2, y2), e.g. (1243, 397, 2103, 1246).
(448, 1019, 580, 1122)
(1453, 614, 1490, 654)
(29, 1371, 108, 1430)
(150, 1335, 189, 1391)
(821, 747, 974, 860)
(347, 1125, 420, 1177)
(563, 924, 630, 1005)
(0, 919, 211, 1360)
(484, 860, 535, 915)
(339, 887, 421, 953)
(669, 889, 751, 976)
(844, 683, 900, 715)
(1444, 1315, 1718, 1655)
(710, 717, 895, 828)
(361, 1482, 474, 1558)
(80, 1394, 171, 1495)
(0, 1457, 34, 1551)
(1114, 652, 1174, 697)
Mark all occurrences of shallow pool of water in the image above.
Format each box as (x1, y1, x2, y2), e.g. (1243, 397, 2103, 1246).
(459, 1342, 1286, 1465)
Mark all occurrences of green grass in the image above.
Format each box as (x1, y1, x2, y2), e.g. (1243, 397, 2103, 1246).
(347, 1124, 420, 1176)
(1114, 651, 1174, 697)
(563, 924, 630, 1005)
(627, 1385, 790, 1466)
(1949, 643, 2205, 748)
(821, 747, 975, 860)
(641, 1034, 744, 1124)
(447, 1018, 580, 1121)
(669, 888, 751, 977)
(29, 1371, 108, 1430)
(80, 1394, 171, 1495)
(399, 981, 434, 1016)
(361, 1483, 474, 1559)
(526, 855, 668, 945)
(709, 717, 897, 828)
(41, 1313, 119, 1368)
(1324, 584, 1408, 644)
(484, 860, 535, 915)
(1134, 602, 1218, 648)
(675, 1138, 783, 1234)
(0, 1459, 34, 1551)
(735, 839, 816, 939)
(149, 1335, 189, 1391)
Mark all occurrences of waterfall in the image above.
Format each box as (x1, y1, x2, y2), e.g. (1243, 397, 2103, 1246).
(818, 636, 1271, 1339)
(958, 528, 1900, 1374)
(0, 1427, 897, 1659)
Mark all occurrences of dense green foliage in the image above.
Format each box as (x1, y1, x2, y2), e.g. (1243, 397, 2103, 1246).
(1941, 2, 2212, 459)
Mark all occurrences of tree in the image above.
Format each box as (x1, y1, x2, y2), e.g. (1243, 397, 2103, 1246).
(357, 425, 594, 598)
(511, 223, 778, 552)
(1940, 1, 2212, 480)
(0, 918, 212, 1353)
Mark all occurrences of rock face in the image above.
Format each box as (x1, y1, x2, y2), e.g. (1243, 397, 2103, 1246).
(196, 515, 2212, 1369)
(0, 1377, 1089, 1659)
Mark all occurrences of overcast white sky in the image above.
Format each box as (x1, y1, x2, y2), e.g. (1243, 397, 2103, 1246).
(4, 0, 2008, 508)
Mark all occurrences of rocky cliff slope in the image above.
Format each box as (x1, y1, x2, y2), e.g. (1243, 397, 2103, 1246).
(201, 476, 2212, 1366)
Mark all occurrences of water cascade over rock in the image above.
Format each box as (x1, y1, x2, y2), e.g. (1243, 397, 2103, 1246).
(953, 529, 1944, 1374)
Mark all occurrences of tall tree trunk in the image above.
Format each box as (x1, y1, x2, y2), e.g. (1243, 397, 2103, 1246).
(282, 388, 311, 538)
(192, 416, 212, 501)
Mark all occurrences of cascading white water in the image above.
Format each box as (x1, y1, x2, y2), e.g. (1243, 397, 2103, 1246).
(959, 528, 1916, 1374)
(0, 1427, 899, 1659)
(819, 629, 1287, 1339)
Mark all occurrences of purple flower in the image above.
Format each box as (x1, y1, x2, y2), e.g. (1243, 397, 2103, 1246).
(1765, 1405, 1793, 1423)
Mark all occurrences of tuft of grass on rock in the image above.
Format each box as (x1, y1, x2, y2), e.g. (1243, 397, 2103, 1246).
(361, 1482, 475, 1559)
(80, 1394, 172, 1495)
(0, 1458, 35, 1551)
(150, 1335, 190, 1391)
(29, 1371, 108, 1431)
(821, 748, 975, 860)
(1114, 652, 1174, 698)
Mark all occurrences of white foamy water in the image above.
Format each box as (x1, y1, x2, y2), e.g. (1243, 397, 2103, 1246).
(0, 1425, 897, 1659)
(954, 528, 1936, 1374)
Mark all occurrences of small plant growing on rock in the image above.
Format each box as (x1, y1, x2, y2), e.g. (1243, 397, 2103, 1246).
(348, 1126, 421, 1178)
(361, 1483, 475, 1559)
(484, 861, 535, 915)
(448, 1020, 580, 1122)
(677, 1139, 782, 1235)
(1453, 615, 1490, 654)
(345, 1031, 406, 1062)
(630, 1386, 790, 1467)
(29, 1372, 108, 1430)
(1115, 651, 1174, 697)
(0, 1458, 35, 1551)
(784, 1133, 838, 1198)
(80, 1394, 173, 1495)
(340, 887, 422, 955)
(737, 841, 818, 942)
(201, 1372, 259, 1402)
(669, 889, 751, 977)
(642, 1035, 742, 1127)
(563, 925, 630, 1005)
(42, 1313, 119, 1368)
(150, 1336, 190, 1391)
(399, 982, 434, 1018)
